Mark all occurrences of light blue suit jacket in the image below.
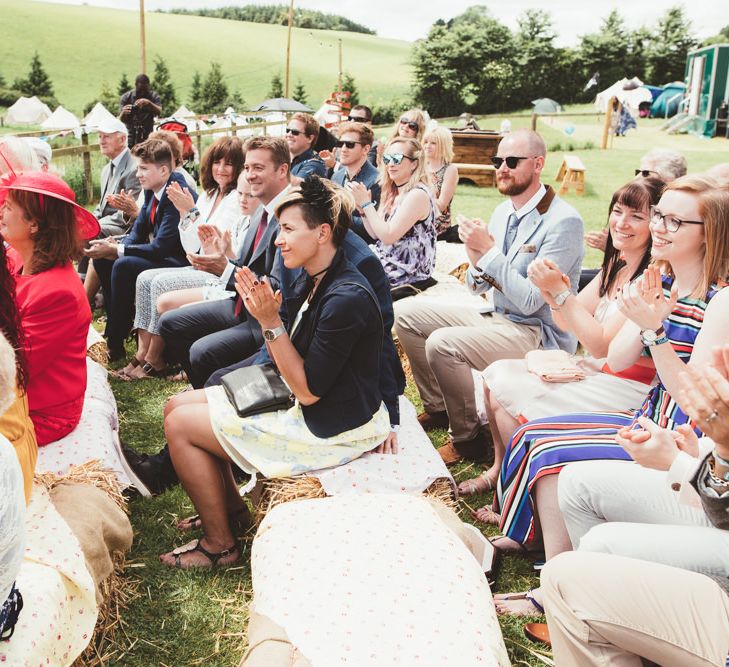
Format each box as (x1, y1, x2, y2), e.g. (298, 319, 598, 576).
(466, 185, 584, 352)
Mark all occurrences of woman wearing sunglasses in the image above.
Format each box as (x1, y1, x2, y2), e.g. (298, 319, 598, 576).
(423, 126, 459, 239)
(389, 109, 427, 143)
(349, 137, 437, 298)
(485, 176, 729, 615)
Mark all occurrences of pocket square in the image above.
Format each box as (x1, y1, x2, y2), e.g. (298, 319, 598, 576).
(519, 244, 537, 253)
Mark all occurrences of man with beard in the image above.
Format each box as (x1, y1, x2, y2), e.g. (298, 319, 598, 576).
(395, 129, 584, 464)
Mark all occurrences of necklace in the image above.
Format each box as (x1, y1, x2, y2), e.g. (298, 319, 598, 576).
(306, 263, 331, 303)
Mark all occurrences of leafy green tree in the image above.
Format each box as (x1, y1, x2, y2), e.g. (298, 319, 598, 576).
(201, 61, 229, 113)
(225, 89, 246, 111)
(412, 7, 516, 116)
(577, 10, 632, 96)
(646, 7, 698, 84)
(267, 73, 284, 99)
(117, 73, 130, 96)
(14, 52, 55, 98)
(152, 55, 178, 112)
(83, 80, 120, 115)
(341, 72, 359, 106)
(702, 24, 729, 46)
(292, 80, 308, 106)
(512, 10, 560, 107)
(189, 71, 204, 110)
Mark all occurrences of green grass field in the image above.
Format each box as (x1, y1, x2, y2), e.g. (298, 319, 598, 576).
(1, 0, 412, 115)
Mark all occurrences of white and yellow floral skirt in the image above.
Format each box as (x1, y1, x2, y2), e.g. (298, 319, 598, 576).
(205, 385, 390, 481)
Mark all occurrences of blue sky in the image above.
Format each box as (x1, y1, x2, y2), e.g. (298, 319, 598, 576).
(38, 0, 725, 45)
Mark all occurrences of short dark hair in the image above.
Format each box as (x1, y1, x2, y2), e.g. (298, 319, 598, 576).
(290, 112, 320, 140)
(200, 136, 245, 196)
(135, 74, 150, 87)
(132, 138, 174, 172)
(350, 105, 372, 122)
(337, 122, 374, 148)
(245, 136, 291, 171)
(147, 131, 182, 167)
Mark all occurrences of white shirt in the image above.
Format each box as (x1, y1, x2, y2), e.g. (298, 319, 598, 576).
(179, 188, 240, 255)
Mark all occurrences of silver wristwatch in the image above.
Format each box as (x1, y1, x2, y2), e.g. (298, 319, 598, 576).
(553, 288, 571, 307)
(263, 325, 286, 342)
(640, 326, 667, 347)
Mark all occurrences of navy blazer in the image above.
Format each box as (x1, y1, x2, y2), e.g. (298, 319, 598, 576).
(284, 248, 383, 438)
(122, 171, 195, 263)
(264, 229, 405, 425)
(225, 206, 280, 293)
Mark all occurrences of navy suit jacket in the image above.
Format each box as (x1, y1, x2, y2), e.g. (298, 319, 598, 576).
(263, 229, 405, 425)
(122, 171, 195, 263)
(331, 159, 381, 243)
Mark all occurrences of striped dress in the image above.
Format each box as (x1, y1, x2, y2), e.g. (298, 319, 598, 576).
(493, 276, 723, 546)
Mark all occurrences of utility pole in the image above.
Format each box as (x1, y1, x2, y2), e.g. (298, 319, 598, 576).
(139, 0, 147, 74)
(284, 0, 294, 97)
(338, 39, 343, 92)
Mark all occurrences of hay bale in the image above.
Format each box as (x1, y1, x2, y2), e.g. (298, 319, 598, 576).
(393, 336, 413, 386)
(450, 262, 470, 284)
(87, 339, 109, 367)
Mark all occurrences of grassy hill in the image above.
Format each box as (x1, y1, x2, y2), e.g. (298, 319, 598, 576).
(0, 0, 413, 115)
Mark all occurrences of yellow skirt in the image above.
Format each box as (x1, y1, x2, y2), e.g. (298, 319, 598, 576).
(206, 385, 390, 480)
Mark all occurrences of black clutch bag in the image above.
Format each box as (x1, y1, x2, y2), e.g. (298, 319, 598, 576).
(220, 363, 295, 418)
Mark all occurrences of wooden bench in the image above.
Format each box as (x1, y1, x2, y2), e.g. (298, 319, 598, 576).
(455, 162, 497, 188)
(556, 154, 586, 196)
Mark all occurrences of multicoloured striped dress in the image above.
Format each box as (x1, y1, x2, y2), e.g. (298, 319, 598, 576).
(493, 276, 723, 546)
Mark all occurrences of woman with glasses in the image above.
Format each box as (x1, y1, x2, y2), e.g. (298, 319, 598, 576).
(459, 178, 663, 506)
(483, 176, 729, 615)
(389, 109, 427, 143)
(349, 137, 437, 298)
(423, 126, 459, 239)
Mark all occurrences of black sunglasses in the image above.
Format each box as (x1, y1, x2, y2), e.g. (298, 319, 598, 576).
(635, 169, 657, 178)
(347, 115, 369, 123)
(399, 118, 419, 132)
(285, 127, 304, 136)
(335, 139, 364, 149)
(491, 156, 532, 169)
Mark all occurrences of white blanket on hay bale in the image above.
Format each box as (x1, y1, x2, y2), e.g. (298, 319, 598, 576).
(244, 494, 510, 667)
(313, 396, 454, 496)
(35, 358, 131, 487)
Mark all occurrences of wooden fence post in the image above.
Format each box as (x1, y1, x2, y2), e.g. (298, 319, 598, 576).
(81, 131, 93, 204)
(601, 97, 616, 150)
(531, 113, 538, 131)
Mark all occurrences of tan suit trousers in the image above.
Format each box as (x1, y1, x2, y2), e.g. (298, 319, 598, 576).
(542, 551, 729, 667)
(394, 299, 540, 442)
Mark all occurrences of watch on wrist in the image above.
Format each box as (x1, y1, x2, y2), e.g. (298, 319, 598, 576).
(640, 325, 668, 347)
(553, 288, 571, 307)
(263, 325, 286, 342)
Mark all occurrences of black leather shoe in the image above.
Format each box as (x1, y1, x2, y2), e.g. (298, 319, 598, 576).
(120, 443, 179, 497)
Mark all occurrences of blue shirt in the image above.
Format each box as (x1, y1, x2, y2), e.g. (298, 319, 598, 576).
(291, 148, 327, 179)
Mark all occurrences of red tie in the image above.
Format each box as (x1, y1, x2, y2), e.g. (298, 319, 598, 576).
(149, 196, 158, 226)
(234, 210, 269, 317)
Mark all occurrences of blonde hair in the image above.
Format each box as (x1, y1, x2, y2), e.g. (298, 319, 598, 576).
(379, 137, 431, 215)
(423, 126, 454, 164)
(389, 108, 427, 142)
(661, 175, 729, 298)
(0, 136, 40, 176)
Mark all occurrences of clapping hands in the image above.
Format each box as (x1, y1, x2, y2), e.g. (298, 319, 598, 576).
(235, 266, 282, 329)
(617, 265, 678, 331)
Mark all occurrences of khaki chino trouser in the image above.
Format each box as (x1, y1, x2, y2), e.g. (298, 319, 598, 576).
(394, 299, 541, 442)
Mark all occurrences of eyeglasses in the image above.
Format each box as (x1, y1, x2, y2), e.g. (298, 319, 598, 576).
(382, 153, 415, 165)
(347, 115, 369, 123)
(635, 169, 658, 178)
(649, 206, 704, 233)
(285, 127, 303, 136)
(335, 139, 364, 149)
(491, 156, 532, 169)
(399, 118, 419, 132)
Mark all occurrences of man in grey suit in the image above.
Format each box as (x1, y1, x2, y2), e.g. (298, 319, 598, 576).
(158, 136, 290, 389)
(395, 129, 584, 463)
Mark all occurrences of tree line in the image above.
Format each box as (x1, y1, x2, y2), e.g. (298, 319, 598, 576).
(412, 5, 712, 118)
(165, 4, 375, 35)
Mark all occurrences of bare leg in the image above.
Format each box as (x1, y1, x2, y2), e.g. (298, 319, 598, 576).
(142, 333, 167, 369)
(160, 400, 241, 568)
(157, 287, 205, 314)
(124, 329, 151, 377)
(84, 261, 101, 304)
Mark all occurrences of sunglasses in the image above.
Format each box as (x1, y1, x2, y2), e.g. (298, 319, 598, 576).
(635, 169, 657, 178)
(399, 118, 419, 132)
(347, 115, 369, 123)
(335, 139, 364, 149)
(285, 127, 304, 136)
(382, 153, 415, 166)
(491, 156, 532, 169)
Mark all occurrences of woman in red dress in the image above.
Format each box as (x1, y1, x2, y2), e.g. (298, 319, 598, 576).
(0, 172, 99, 445)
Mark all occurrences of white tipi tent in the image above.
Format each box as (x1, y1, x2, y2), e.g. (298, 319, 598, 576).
(83, 102, 117, 131)
(4, 96, 52, 126)
(172, 104, 196, 118)
(41, 106, 81, 131)
(595, 77, 653, 115)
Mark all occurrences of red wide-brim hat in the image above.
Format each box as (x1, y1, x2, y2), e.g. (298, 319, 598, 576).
(0, 171, 100, 240)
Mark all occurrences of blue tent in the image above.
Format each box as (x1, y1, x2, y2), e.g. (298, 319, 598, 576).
(650, 82, 686, 118)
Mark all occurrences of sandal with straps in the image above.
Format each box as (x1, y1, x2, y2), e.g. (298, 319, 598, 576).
(457, 470, 498, 497)
(177, 507, 252, 536)
(165, 538, 240, 570)
(493, 589, 545, 616)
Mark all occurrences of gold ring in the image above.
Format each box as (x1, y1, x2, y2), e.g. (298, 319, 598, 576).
(706, 410, 719, 423)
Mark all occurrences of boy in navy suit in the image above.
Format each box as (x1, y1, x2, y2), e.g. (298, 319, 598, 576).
(86, 138, 196, 360)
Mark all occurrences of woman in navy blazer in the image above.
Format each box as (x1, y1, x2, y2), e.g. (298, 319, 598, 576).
(159, 176, 391, 569)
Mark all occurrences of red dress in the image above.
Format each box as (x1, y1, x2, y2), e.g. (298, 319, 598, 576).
(8, 249, 91, 445)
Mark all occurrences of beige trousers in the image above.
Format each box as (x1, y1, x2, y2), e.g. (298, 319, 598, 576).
(394, 299, 540, 441)
(541, 551, 729, 667)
